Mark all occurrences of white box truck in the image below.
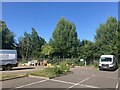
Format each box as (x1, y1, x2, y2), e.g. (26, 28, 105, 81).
(0, 50, 18, 70)
(99, 55, 118, 71)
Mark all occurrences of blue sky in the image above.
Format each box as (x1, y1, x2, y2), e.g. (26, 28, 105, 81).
(2, 2, 118, 42)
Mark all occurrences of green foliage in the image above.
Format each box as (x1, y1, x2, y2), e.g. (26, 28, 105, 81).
(18, 27, 46, 60)
(80, 40, 94, 65)
(48, 57, 62, 64)
(50, 17, 80, 58)
(30, 62, 70, 78)
(0, 20, 15, 49)
(93, 61, 99, 68)
(95, 17, 118, 58)
(2, 16, 119, 65)
(59, 61, 70, 73)
(41, 44, 54, 58)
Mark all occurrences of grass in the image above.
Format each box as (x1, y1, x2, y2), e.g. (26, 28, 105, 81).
(0, 73, 27, 81)
(30, 68, 57, 78)
(30, 61, 70, 78)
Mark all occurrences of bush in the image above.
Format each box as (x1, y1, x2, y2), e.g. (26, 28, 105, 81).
(93, 61, 99, 68)
(59, 61, 70, 73)
(30, 61, 70, 78)
(118, 64, 120, 68)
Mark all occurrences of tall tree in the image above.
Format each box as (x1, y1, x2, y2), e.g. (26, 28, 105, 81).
(18, 28, 46, 60)
(18, 32, 31, 60)
(30, 28, 46, 59)
(50, 17, 80, 58)
(80, 40, 94, 64)
(0, 20, 15, 49)
(41, 44, 54, 58)
(95, 16, 118, 58)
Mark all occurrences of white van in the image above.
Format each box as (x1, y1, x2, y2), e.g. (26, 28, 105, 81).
(99, 55, 118, 70)
(0, 50, 18, 70)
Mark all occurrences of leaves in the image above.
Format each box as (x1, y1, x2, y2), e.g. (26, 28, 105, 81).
(50, 17, 80, 58)
(18, 28, 46, 60)
(41, 44, 54, 58)
(0, 20, 15, 49)
(94, 16, 118, 58)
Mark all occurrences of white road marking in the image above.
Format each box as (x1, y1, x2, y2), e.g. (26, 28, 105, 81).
(14, 79, 48, 89)
(116, 78, 120, 90)
(80, 73, 117, 79)
(50, 78, 100, 89)
(79, 84, 100, 88)
(50, 79, 75, 85)
(10, 77, 101, 90)
(66, 75, 95, 89)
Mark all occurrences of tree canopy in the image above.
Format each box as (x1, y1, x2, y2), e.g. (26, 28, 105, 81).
(95, 17, 118, 58)
(18, 28, 46, 60)
(1, 16, 120, 64)
(50, 17, 80, 58)
(0, 20, 15, 49)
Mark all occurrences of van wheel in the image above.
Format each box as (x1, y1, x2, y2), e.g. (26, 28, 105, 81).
(2, 67, 6, 71)
(99, 67, 102, 71)
(6, 65, 12, 70)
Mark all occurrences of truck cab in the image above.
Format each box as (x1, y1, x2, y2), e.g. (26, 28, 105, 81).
(99, 55, 118, 71)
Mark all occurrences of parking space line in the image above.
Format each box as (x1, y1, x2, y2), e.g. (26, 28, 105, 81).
(13, 79, 48, 89)
(80, 73, 117, 79)
(78, 84, 100, 88)
(116, 78, 120, 90)
(51, 78, 101, 89)
(50, 78, 101, 89)
(50, 79, 75, 85)
(66, 75, 95, 89)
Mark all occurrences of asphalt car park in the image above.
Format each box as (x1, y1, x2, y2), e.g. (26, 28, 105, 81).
(1, 66, 119, 90)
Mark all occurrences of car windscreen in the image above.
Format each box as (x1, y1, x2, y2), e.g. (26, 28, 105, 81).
(101, 57, 112, 62)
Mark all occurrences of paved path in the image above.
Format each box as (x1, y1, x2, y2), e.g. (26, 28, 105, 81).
(1, 66, 119, 90)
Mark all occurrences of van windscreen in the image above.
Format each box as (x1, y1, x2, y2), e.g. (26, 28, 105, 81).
(101, 57, 112, 62)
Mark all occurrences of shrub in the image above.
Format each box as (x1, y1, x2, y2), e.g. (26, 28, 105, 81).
(118, 64, 120, 68)
(93, 61, 99, 68)
(30, 61, 70, 78)
(59, 61, 70, 73)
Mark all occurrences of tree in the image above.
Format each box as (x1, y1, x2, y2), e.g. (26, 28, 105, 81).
(95, 16, 118, 58)
(41, 44, 54, 58)
(30, 28, 46, 59)
(18, 28, 46, 60)
(50, 17, 80, 59)
(0, 20, 15, 49)
(18, 32, 31, 60)
(118, 21, 120, 63)
(80, 40, 94, 64)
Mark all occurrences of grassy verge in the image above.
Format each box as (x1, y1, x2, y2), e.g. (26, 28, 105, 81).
(0, 74, 28, 81)
(29, 61, 70, 78)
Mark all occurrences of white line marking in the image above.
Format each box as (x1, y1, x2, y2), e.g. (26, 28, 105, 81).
(50, 79, 75, 85)
(79, 84, 100, 88)
(49, 78, 101, 89)
(116, 78, 120, 90)
(80, 73, 117, 79)
(14, 79, 48, 89)
(66, 75, 95, 89)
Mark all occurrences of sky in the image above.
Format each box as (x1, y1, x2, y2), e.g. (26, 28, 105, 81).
(2, 2, 118, 42)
